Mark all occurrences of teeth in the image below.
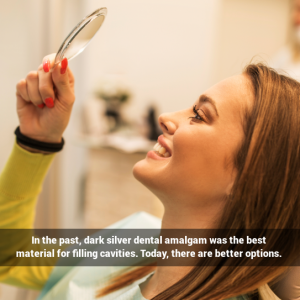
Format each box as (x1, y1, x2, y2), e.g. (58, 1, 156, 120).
(159, 147, 166, 155)
(153, 142, 171, 158)
(154, 143, 160, 151)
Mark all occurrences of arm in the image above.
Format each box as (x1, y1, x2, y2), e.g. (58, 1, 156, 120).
(0, 142, 56, 289)
(0, 54, 75, 290)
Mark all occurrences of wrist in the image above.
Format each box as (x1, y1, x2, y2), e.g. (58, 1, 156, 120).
(17, 142, 53, 154)
(20, 133, 62, 144)
(19, 126, 62, 143)
(15, 126, 65, 153)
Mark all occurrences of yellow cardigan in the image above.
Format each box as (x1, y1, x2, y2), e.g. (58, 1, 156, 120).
(0, 141, 55, 290)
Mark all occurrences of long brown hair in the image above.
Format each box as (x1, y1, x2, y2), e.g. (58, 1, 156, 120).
(97, 64, 300, 299)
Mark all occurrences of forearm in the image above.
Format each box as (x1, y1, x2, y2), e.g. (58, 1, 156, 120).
(0, 140, 55, 228)
(0, 141, 56, 289)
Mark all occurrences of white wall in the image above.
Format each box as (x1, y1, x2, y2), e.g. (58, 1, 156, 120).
(211, 0, 290, 82)
(0, 1, 43, 170)
(83, 0, 222, 119)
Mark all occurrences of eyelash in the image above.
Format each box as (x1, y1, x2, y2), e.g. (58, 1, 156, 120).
(189, 105, 205, 122)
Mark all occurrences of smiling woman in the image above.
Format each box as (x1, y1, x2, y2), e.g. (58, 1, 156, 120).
(100, 64, 300, 300)
(133, 73, 252, 221)
(0, 57, 299, 300)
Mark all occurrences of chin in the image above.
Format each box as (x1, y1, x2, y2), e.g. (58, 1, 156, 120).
(132, 159, 166, 206)
(132, 157, 163, 193)
(133, 153, 173, 202)
(133, 158, 149, 184)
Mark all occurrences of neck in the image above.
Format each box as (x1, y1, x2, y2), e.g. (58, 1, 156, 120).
(140, 200, 224, 299)
(161, 202, 224, 229)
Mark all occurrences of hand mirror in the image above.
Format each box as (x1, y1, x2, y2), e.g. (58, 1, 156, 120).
(53, 7, 107, 69)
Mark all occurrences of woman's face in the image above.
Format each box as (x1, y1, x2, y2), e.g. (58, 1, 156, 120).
(133, 74, 254, 211)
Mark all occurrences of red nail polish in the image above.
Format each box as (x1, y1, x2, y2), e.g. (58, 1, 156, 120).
(37, 103, 45, 108)
(45, 97, 54, 108)
(60, 58, 68, 74)
(43, 60, 50, 73)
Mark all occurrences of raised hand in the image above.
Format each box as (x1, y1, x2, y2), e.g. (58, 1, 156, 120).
(16, 54, 75, 144)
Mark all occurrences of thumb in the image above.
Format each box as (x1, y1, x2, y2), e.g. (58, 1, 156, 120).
(52, 58, 74, 106)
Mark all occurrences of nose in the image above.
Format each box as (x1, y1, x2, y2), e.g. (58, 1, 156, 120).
(158, 113, 178, 135)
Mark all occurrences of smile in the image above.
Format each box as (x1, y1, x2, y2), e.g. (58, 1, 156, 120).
(153, 142, 171, 157)
(146, 135, 172, 160)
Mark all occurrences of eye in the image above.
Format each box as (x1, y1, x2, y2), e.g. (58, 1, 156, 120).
(189, 105, 205, 122)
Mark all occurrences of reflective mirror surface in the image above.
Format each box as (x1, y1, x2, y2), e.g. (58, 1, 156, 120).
(54, 7, 107, 68)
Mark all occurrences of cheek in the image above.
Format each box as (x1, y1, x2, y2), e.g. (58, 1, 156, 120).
(174, 126, 223, 168)
(171, 126, 235, 193)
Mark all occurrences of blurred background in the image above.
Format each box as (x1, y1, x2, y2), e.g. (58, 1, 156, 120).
(0, 0, 294, 298)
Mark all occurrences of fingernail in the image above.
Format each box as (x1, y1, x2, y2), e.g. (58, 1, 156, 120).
(60, 58, 68, 75)
(45, 97, 54, 108)
(43, 60, 50, 73)
(37, 103, 45, 109)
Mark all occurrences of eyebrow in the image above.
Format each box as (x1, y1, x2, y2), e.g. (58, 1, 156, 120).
(198, 94, 219, 117)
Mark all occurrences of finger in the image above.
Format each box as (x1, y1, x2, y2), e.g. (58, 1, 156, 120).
(60, 57, 68, 75)
(38, 64, 55, 108)
(38, 55, 57, 108)
(16, 79, 30, 102)
(26, 71, 44, 108)
(42, 53, 57, 73)
(52, 58, 75, 106)
(68, 67, 75, 87)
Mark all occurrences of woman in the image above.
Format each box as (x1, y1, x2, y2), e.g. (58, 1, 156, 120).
(0, 54, 299, 300)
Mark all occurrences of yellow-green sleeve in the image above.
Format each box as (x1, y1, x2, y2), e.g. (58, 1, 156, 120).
(0, 141, 56, 290)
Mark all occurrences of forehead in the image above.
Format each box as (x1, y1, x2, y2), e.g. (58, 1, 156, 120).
(204, 74, 254, 124)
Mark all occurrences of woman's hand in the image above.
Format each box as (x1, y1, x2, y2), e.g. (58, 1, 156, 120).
(16, 54, 75, 144)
